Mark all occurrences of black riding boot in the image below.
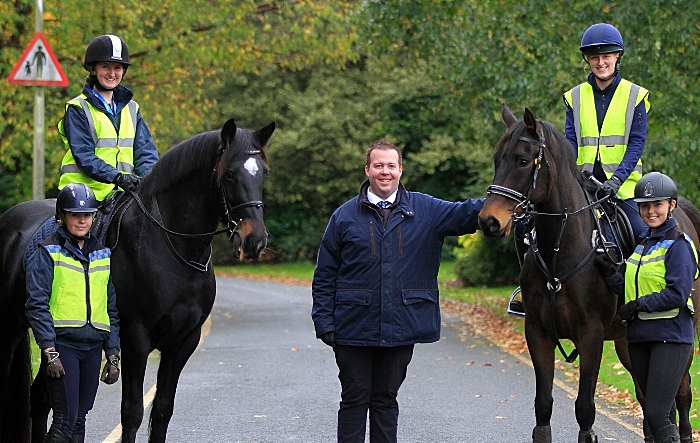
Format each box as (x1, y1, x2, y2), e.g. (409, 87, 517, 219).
(69, 434, 85, 443)
(652, 424, 681, 443)
(44, 428, 70, 443)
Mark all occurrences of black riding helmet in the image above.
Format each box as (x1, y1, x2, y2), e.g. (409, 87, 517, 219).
(55, 183, 99, 222)
(633, 172, 678, 203)
(84, 35, 130, 71)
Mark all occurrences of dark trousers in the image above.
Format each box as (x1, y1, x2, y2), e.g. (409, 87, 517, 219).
(334, 344, 414, 443)
(628, 342, 692, 434)
(45, 344, 102, 438)
(617, 198, 646, 242)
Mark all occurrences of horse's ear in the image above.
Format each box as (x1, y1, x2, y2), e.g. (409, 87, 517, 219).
(255, 122, 276, 148)
(523, 108, 537, 132)
(221, 118, 238, 146)
(502, 103, 517, 128)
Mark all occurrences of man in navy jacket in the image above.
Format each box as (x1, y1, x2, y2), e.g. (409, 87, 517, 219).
(312, 140, 484, 443)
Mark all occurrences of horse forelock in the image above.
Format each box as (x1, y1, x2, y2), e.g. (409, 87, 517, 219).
(215, 128, 269, 184)
(138, 130, 220, 199)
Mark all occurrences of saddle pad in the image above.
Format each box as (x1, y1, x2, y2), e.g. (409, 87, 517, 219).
(23, 217, 58, 270)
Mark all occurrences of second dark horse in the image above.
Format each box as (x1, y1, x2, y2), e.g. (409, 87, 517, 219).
(0, 118, 274, 443)
(478, 105, 698, 443)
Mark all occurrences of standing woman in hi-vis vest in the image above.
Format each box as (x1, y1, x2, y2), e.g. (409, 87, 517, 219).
(563, 23, 651, 242)
(596, 172, 698, 443)
(25, 184, 120, 443)
(58, 34, 158, 202)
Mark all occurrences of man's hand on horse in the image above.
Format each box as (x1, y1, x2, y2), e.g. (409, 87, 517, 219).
(618, 299, 639, 322)
(42, 347, 65, 379)
(319, 331, 335, 348)
(114, 173, 141, 193)
(594, 253, 616, 279)
(600, 176, 622, 198)
(100, 354, 120, 384)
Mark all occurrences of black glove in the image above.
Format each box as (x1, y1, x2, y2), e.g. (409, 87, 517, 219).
(594, 253, 616, 279)
(113, 173, 141, 193)
(43, 347, 65, 379)
(100, 354, 120, 384)
(618, 299, 639, 322)
(600, 176, 622, 198)
(319, 331, 335, 348)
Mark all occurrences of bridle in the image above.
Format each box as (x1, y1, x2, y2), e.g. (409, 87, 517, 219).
(119, 149, 265, 272)
(486, 127, 609, 363)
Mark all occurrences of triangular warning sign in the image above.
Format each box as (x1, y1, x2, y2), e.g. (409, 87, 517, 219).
(7, 31, 69, 87)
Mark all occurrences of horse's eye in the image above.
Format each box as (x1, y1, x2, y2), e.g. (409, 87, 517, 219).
(518, 158, 530, 167)
(224, 170, 235, 180)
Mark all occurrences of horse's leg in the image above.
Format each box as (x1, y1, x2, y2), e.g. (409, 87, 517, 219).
(574, 325, 605, 443)
(525, 320, 556, 443)
(0, 326, 31, 443)
(148, 326, 202, 443)
(29, 370, 51, 443)
(120, 330, 151, 443)
(675, 360, 693, 443)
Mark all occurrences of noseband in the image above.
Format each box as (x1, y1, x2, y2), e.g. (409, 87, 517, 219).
(486, 131, 547, 217)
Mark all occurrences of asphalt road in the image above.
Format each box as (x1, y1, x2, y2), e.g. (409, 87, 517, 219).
(81, 277, 643, 443)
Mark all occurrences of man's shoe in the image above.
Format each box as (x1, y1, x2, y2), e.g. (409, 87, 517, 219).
(507, 286, 525, 317)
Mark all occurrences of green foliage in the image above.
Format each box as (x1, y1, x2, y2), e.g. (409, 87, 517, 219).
(454, 232, 520, 287)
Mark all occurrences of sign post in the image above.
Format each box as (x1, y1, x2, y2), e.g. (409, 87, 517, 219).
(6, 0, 68, 200)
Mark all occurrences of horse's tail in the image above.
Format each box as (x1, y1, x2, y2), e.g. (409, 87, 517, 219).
(677, 197, 700, 352)
(1, 330, 32, 443)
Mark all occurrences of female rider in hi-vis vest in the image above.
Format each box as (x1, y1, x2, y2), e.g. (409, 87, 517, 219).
(563, 23, 651, 243)
(58, 35, 158, 202)
(596, 172, 698, 443)
(25, 184, 120, 443)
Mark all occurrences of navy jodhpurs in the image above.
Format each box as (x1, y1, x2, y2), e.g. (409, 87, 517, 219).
(44, 344, 102, 438)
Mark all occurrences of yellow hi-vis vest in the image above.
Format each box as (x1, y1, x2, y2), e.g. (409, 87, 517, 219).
(564, 79, 649, 200)
(43, 242, 112, 331)
(624, 230, 698, 320)
(58, 95, 138, 201)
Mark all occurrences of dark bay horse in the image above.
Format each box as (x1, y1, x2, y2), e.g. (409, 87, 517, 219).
(0, 118, 274, 443)
(478, 105, 699, 443)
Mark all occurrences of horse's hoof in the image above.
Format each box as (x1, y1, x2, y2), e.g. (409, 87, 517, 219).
(578, 429, 597, 443)
(532, 425, 551, 443)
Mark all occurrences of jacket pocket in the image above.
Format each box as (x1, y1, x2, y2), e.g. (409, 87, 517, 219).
(334, 289, 376, 340)
(399, 289, 439, 341)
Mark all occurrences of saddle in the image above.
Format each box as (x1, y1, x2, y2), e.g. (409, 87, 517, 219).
(595, 198, 635, 263)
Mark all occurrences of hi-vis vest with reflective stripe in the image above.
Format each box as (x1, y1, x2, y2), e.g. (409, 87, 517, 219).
(58, 95, 138, 201)
(624, 230, 698, 320)
(564, 79, 649, 200)
(43, 242, 112, 331)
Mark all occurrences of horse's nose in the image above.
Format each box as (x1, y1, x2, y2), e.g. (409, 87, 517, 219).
(243, 233, 267, 260)
(478, 215, 503, 237)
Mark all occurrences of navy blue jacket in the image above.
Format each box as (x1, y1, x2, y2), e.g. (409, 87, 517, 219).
(25, 227, 120, 355)
(605, 218, 696, 345)
(60, 83, 159, 184)
(312, 181, 484, 346)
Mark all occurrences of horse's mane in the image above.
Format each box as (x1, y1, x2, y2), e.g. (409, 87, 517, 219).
(137, 127, 270, 200)
(138, 130, 221, 199)
(495, 116, 595, 194)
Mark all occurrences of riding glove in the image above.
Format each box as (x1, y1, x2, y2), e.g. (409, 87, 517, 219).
(43, 347, 65, 379)
(319, 331, 335, 348)
(618, 299, 639, 322)
(600, 176, 622, 198)
(100, 354, 120, 384)
(113, 173, 141, 193)
(593, 254, 616, 279)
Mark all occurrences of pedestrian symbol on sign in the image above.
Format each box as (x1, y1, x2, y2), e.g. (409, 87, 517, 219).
(7, 32, 68, 87)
